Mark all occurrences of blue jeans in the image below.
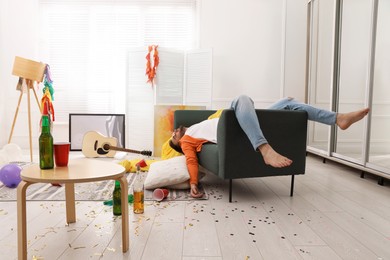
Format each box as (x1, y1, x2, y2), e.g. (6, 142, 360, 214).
(230, 95, 336, 150)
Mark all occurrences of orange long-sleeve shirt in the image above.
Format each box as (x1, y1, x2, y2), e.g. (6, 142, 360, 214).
(179, 135, 209, 185)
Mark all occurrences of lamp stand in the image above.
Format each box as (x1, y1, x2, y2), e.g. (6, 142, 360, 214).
(8, 79, 41, 162)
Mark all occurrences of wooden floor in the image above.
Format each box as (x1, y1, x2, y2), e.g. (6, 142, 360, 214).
(1, 154, 389, 260)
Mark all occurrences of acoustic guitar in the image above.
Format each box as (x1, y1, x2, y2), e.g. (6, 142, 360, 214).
(82, 131, 152, 158)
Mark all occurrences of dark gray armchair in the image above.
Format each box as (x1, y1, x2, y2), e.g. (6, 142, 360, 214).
(174, 109, 308, 202)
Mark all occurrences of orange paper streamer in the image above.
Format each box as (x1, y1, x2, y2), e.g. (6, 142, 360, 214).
(145, 45, 159, 86)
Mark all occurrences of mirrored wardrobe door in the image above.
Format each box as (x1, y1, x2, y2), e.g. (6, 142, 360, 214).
(306, 0, 336, 154)
(368, 0, 390, 173)
(333, 0, 372, 163)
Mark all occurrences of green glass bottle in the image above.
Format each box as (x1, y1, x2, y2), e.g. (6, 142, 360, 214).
(113, 180, 122, 216)
(39, 115, 54, 169)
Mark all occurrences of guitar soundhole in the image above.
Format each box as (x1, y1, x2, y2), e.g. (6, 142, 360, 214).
(97, 143, 111, 155)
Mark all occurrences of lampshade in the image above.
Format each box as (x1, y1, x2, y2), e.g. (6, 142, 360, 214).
(12, 56, 46, 82)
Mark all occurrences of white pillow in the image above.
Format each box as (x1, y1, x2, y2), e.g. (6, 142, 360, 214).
(165, 167, 208, 190)
(144, 156, 190, 189)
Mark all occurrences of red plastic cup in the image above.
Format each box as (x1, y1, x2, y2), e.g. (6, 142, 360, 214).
(153, 188, 169, 201)
(54, 142, 70, 167)
(136, 159, 147, 168)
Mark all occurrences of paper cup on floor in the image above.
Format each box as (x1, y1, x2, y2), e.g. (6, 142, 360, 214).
(153, 188, 169, 201)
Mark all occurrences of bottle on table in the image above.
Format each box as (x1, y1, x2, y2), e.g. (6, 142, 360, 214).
(133, 165, 144, 214)
(113, 180, 122, 216)
(39, 114, 54, 169)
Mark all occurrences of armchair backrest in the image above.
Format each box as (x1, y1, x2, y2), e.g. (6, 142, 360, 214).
(173, 110, 216, 128)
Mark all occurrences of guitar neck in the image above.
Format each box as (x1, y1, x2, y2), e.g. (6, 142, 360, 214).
(104, 144, 152, 156)
(108, 146, 144, 154)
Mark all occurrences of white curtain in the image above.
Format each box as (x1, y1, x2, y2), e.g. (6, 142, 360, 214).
(39, 0, 198, 122)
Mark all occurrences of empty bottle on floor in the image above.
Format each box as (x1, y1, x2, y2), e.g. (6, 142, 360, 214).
(133, 165, 144, 214)
(113, 180, 122, 216)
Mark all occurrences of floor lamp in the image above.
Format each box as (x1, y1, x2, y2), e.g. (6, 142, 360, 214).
(8, 56, 46, 162)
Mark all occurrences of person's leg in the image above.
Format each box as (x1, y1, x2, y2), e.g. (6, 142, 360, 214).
(230, 95, 292, 168)
(268, 97, 369, 129)
(230, 95, 267, 150)
(268, 97, 336, 125)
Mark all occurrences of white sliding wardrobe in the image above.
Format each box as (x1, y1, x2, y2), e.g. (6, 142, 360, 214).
(306, 0, 390, 183)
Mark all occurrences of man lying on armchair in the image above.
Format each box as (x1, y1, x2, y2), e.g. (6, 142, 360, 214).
(167, 95, 369, 198)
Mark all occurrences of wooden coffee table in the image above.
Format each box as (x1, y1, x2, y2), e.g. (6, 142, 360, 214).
(17, 158, 129, 260)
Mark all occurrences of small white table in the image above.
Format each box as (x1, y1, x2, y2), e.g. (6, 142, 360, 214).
(17, 158, 129, 260)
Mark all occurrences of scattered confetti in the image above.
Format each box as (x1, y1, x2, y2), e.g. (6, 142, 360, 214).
(73, 246, 86, 250)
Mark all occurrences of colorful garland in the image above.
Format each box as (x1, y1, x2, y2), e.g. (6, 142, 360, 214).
(40, 65, 55, 121)
(145, 45, 159, 86)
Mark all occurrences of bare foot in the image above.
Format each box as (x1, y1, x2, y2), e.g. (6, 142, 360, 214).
(258, 143, 292, 168)
(190, 184, 204, 198)
(337, 108, 370, 130)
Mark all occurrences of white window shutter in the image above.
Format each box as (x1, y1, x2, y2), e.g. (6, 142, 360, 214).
(127, 48, 154, 152)
(184, 49, 213, 107)
(155, 48, 185, 105)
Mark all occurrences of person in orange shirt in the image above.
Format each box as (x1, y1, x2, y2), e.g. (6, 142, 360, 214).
(169, 95, 369, 198)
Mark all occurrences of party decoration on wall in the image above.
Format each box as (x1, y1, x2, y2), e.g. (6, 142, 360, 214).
(40, 65, 55, 121)
(145, 45, 159, 86)
(0, 163, 22, 188)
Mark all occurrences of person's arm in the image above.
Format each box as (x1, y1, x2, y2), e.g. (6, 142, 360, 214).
(181, 139, 200, 185)
(180, 135, 209, 185)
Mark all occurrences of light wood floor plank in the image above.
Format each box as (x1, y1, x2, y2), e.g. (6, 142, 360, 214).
(141, 222, 183, 260)
(57, 203, 123, 259)
(183, 201, 221, 257)
(324, 211, 390, 259)
(293, 172, 390, 235)
(209, 179, 265, 260)
(1, 155, 389, 259)
(244, 178, 327, 247)
(294, 245, 342, 260)
(264, 177, 380, 259)
(101, 201, 158, 259)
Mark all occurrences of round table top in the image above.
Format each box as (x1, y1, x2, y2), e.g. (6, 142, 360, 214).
(21, 158, 126, 183)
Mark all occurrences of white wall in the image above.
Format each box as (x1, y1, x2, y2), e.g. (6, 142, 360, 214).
(199, 0, 307, 108)
(0, 0, 308, 150)
(0, 0, 44, 152)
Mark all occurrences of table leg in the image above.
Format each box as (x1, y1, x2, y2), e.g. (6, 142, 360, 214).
(119, 175, 129, 252)
(65, 183, 76, 223)
(17, 180, 31, 260)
